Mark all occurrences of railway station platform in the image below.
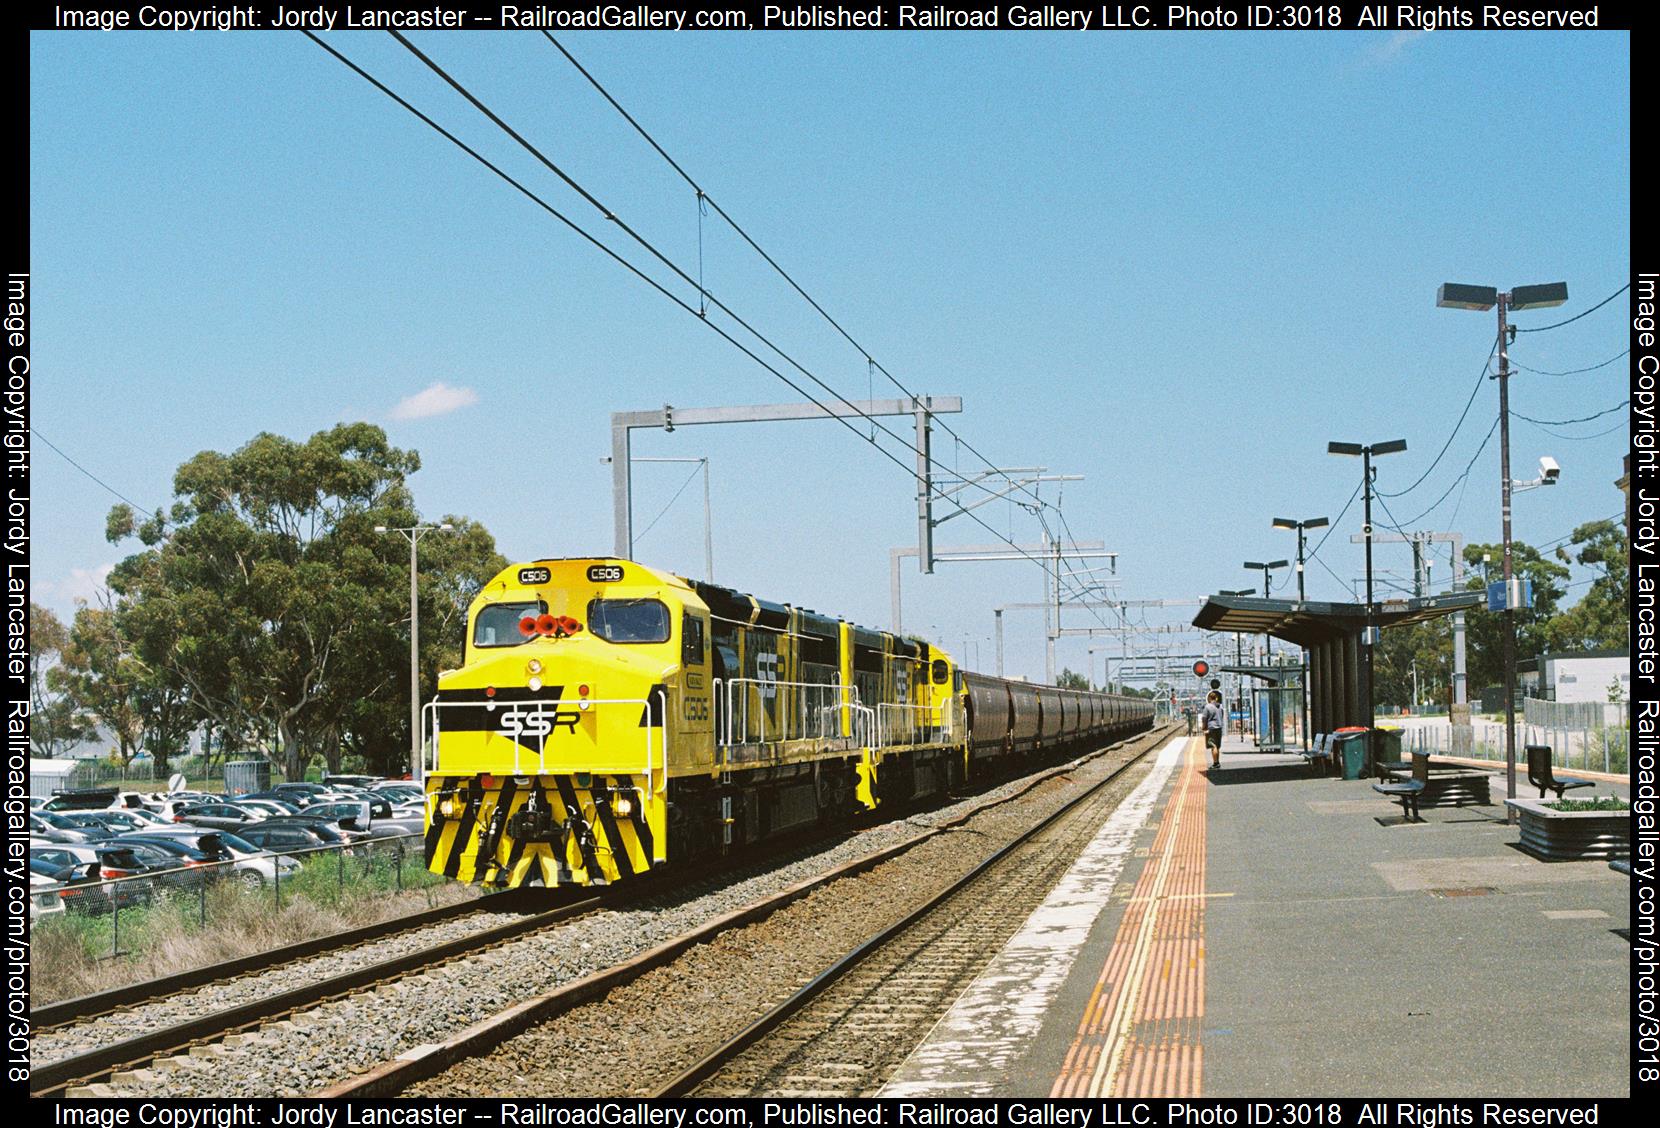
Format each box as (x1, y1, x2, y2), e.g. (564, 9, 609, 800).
(881, 731, 1631, 1099)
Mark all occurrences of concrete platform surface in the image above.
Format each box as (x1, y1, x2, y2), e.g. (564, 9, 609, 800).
(882, 733, 1630, 1098)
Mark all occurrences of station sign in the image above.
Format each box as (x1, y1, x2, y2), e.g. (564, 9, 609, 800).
(1486, 578, 1534, 612)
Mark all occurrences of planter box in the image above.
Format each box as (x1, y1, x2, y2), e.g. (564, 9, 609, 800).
(1505, 796, 1630, 862)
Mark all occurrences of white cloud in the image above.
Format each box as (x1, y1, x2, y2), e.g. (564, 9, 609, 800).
(47, 563, 116, 608)
(1364, 31, 1428, 65)
(390, 381, 479, 421)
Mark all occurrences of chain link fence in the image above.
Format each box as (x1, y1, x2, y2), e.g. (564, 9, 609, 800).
(28, 831, 441, 963)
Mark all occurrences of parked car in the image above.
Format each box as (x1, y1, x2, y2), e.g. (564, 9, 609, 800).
(172, 801, 267, 831)
(322, 774, 381, 789)
(41, 788, 123, 812)
(27, 845, 149, 912)
(77, 808, 175, 833)
(287, 801, 415, 840)
(29, 867, 66, 919)
(236, 818, 358, 855)
(29, 796, 47, 810)
(29, 811, 113, 844)
(233, 797, 301, 817)
(108, 833, 241, 889)
(122, 828, 300, 888)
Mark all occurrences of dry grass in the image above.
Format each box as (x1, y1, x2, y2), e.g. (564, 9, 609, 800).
(30, 867, 478, 1007)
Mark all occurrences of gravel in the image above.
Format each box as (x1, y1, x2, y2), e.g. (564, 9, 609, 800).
(78, 727, 1170, 1098)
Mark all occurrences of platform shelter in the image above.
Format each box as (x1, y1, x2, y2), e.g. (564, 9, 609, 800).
(1193, 590, 1481, 738)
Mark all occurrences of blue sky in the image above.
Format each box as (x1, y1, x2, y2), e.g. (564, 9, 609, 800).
(30, 30, 1631, 685)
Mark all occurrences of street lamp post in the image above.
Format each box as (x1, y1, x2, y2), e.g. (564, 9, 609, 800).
(1437, 279, 1568, 819)
(1243, 560, 1288, 660)
(375, 522, 454, 780)
(1327, 439, 1407, 741)
(1271, 517, 1326, 752)
(1271, 516, 1328, 601)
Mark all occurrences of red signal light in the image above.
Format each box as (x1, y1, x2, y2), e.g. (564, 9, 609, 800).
(1193, 661, 1209, 677)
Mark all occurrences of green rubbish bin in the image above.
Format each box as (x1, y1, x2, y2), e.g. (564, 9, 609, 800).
(1374, 726, 1404, 777)
(1333, 728, 1369, 780)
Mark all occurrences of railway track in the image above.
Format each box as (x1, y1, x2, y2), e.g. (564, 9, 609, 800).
(657, 738, 1167, 1096)
(361, 725, 1173, 1098)
(31, 891, 602, 1097)
(41, 725, 1169, 1098)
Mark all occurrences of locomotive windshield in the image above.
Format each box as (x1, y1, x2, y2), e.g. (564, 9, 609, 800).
(472, 601, 545, 648)
(588, 598, 672, 644)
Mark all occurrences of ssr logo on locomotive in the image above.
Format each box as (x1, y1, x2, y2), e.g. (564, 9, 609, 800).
(587, 564, 625, 582)
(498, 702, 580, 739)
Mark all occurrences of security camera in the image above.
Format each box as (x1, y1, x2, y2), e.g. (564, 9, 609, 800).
(1539, 456, 1560, 483)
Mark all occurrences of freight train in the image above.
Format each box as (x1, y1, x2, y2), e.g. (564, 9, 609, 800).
(422, 558, 1155, 888)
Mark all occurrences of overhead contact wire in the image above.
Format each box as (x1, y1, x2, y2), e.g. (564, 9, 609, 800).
(310, 33, 1097, 605)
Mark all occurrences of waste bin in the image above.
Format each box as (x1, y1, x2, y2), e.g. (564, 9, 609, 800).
(1332, 727, 1369, 780)
(1374, 726, 1404, 775)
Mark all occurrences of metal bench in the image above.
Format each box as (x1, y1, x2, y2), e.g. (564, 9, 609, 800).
(1298, 733, 1332, 776)
(1373, 750, 1428, 823)
(1525, 744, 1593, 800)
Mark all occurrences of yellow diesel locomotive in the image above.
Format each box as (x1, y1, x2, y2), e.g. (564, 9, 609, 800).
(422, 558, 1154, 888)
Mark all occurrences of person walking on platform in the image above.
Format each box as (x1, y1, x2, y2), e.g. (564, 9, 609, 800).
(1201, 690, 1224, 769)
(1184, 706, 1195, 735)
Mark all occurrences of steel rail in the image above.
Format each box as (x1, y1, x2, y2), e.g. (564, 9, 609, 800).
(30, 893, 605, 1096)
(652, 727, 1172, 1095)
(33, 893, 524, 1031)
(318, 723, 1172, 1098)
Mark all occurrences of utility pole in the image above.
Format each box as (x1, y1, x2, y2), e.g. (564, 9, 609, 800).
(374, 523, 454, 781)
(1438, 279, 1568, 819)
(1351, 529, 1468, 725)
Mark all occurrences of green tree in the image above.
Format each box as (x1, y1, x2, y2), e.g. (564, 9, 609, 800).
(54, 606, 146, 770)
(1057, 667, 1089, 690)
(105, 424, 505, 780)
(29, 602, 91, 757)
(1459, 540, 1570, 694)
(1545, 518, 1628, 652)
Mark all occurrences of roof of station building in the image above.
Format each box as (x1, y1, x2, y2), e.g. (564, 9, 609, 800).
(1192, 590, 1482, 649)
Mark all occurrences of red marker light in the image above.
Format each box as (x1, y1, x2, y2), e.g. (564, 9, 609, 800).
(578, 684, 590, 696)
(518, 617, 538, 637)
(484, 686, 497, 698)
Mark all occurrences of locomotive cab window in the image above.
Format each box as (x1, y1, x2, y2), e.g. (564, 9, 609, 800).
(588, 598, 672, 644)
(682, 613, 706, 665)
(932, 659, 950, 685)
(473, 601, 546, 648)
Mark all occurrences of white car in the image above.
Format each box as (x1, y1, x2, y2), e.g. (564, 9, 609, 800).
(29, 871, 65, 920)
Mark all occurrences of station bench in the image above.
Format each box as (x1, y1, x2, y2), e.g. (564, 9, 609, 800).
(1300, 733, 1333, 776)
(1373, 751, 1428, 823)
(1525, 744, 1593, 800)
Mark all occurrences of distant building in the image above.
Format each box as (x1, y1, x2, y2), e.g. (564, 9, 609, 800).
(1538, 649, 1630, 703)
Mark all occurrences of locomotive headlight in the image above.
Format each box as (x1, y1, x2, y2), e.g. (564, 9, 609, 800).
(438, 796, 463, 820)
(527, 659, 543, 675)
(528, 677, 544, 692)
(611, 796, 633, 818)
